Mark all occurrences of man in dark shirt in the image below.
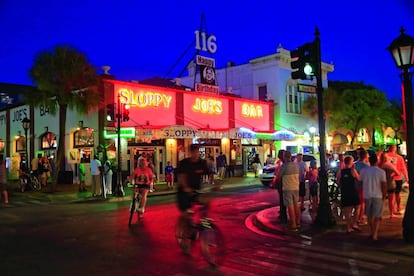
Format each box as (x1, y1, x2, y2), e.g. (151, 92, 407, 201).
(176, 144, 209, 212)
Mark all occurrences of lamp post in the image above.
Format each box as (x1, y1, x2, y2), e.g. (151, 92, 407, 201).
(309, 126, 316, 153)
(22, 117, 31, 172)
(387, 27, 414, 243)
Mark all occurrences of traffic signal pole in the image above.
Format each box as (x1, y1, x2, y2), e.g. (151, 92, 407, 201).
(313, 28, 336, 228)
(116, 93, 124, 197)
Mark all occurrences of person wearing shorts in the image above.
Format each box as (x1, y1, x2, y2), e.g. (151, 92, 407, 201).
(295, 154, 307, 211)
(128, 158, 153, 218)
(387, 145, 409, 215)
(359, 154, 387, 241)
(277, 150, 300, 231)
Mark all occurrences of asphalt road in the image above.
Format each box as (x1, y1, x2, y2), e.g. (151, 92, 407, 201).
(1, 185, 414, 276)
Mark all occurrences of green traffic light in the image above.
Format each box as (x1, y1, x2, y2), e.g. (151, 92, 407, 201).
(304, 63, 314, 75)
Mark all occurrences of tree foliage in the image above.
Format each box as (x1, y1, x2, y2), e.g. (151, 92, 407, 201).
(302, 81, 392, 147)
(28, 45, 100, 191)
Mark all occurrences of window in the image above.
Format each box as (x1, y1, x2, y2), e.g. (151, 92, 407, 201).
(286, 84, 302, 114)
(258, 85, 267, 101)
(40, 132, 57, 149)
(74, 128, 95, 148)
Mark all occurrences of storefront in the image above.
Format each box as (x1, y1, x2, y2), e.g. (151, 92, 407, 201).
(102, 80, 274, 179)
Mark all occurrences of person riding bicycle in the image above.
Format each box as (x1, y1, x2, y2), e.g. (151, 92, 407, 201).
(128, 157, 153, 218)
(176, 144, 209, 218)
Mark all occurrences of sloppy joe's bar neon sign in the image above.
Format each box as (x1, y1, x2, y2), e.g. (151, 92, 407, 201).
(118, 88, 172, 109)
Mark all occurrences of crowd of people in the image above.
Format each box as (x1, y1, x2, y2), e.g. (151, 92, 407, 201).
(271, 145, 408, 241)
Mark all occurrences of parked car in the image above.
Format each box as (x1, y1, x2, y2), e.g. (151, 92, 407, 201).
(259, 164, 276, 187)
(259, 154, 320, 187)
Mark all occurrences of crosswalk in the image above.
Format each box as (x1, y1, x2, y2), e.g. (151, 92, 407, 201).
(213, 237, 411, 275)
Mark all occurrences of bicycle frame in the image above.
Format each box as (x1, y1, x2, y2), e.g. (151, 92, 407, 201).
(176, 191, 225, 267)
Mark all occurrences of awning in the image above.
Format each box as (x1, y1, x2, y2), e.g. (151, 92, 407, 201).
(332, 133, 348, 145)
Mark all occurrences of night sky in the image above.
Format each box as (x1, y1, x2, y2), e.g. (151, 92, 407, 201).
(1, 0, 413, 100)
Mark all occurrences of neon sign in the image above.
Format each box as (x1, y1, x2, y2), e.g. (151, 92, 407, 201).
(241, 103, 263, 118)
(192, 97, 222, 114)
(118, 88, 172, 109)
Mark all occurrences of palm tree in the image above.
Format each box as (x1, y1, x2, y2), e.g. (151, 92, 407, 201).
(28, 45, 100, 192)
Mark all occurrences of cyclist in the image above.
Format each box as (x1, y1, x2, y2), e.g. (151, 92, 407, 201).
(128, 157, 153, 218)
(176, 144, 209, 222)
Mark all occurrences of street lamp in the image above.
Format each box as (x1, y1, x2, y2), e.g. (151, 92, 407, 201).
(22, 117, 31, 172)
(309, 126, 316, 153)
(387, 27, 414, 243)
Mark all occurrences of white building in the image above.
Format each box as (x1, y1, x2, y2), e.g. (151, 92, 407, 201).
(179, 45, 335, 154)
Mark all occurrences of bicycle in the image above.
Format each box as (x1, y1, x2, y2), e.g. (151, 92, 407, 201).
(175, 191, 225, 267)
(128, 183, 144, 227)
(328, 175, 342, 219)
(19, 171, 40, 192)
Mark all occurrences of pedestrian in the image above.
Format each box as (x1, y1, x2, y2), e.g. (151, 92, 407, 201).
(165, 161, 174, 190)
(0, 156, 9, 204)
(31, 153, 42, 182)
(276, 150, 301, 231)
(354, 148, 369, 225)
(148, 158, 156, 192)
(129, 157, 153, 218)
(271, 149, 285, 190)
(19, 155, 28, 192)
(337, 155, 361, 233)
(306, 160, 319, 212)
(359, 154, 387, 241)
(103, 158, 113, 195)
(252, 153, 261, 178)
(78, 157, 86, 192)
(386, 145, 409, 215)
(216, 152, 227, 180)
(206, 155, 216, 185)
(90, 155, 102, 197)
(265, 154, 274, 165)
(379, 151, 400, 218)
(295, 153, 308, 211)
(39, 155, 51, 191)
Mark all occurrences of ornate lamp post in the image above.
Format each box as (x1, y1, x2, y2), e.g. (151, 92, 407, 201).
(387, 27, 414, 243)
(22, 117, 31, 172)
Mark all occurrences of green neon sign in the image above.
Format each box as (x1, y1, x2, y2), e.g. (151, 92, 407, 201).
(104, 127, 136, 139)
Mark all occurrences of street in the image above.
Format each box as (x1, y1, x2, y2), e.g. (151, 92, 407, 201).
(1, 185, 414, 275)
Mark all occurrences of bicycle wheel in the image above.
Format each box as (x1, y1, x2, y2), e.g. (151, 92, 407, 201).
(31, 177, 40, 191)
(128, 197, 137, 227)
(200, 222, 225, 267)
(175, 216, 192, 255)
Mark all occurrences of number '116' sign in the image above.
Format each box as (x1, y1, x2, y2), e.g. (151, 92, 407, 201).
(195, 30, 217, 53)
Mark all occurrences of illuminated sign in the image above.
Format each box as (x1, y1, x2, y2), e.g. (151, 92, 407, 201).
(241, 103, 263, 118)
(118, 88, 172, 109)
(192, 97, 222, 114)
(104, 127, 136, 139)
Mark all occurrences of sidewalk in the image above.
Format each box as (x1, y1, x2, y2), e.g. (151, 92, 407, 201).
(3, 174, 262, 206)
(252, 188, 414, 255)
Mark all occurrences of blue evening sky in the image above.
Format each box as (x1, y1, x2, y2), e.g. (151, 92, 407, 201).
(0, 0, 413, 100)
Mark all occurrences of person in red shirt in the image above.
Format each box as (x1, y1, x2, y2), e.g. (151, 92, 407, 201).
(387, 145, 409, 214)
(128, 158, 153, 218)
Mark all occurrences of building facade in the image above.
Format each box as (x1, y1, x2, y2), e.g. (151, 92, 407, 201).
(179, 45, 335, 154)
(0, 79, 275, 184)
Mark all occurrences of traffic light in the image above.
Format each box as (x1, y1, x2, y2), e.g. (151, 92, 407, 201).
(106, 103, 115, 121)
(122, 104, 130, 122)
(290, 42, 316, 80)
